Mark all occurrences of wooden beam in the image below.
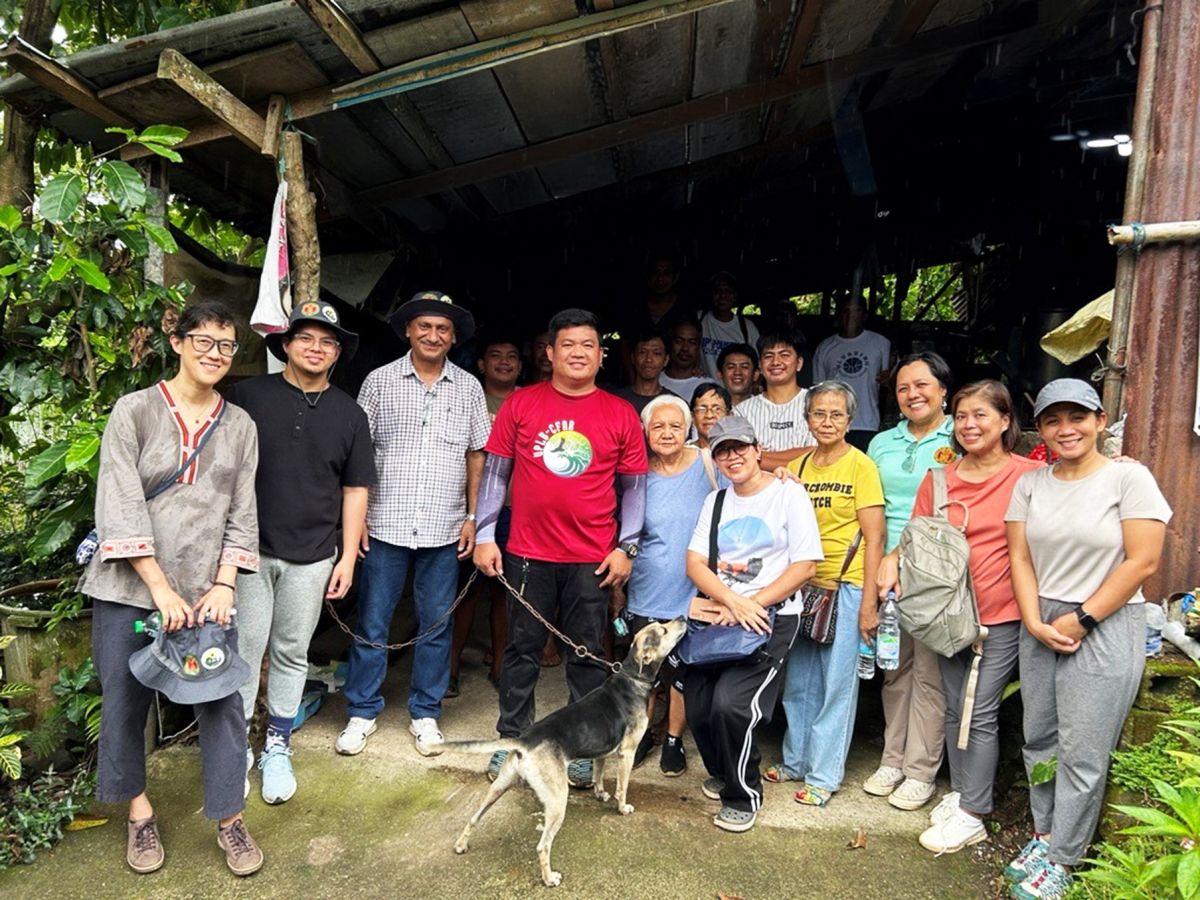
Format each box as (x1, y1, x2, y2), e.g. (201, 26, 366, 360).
(332, 0, 741, 109)
(0, 36, 135, 127)
(294, 0, 382, 75)
(261, 94, 287, 158)
(281, 131, 320, 306)
(156, 48, 266, 152)
(761, 0, 825, 140)
(360, 9, 1034, 205)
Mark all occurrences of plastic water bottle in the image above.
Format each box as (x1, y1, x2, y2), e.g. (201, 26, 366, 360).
(857, 638, 876, 680)
(133, 611, 163, 638)
(877, 596, 901, 670)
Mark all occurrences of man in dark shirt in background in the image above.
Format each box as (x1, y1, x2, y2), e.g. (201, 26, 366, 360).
(226, 300, 374, 805)
(612, 328, 675, 415)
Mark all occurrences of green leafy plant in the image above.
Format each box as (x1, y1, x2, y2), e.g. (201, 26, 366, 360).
(0, 125, 194, 577)
(25, 659, 101, 759)
(0, 634, 34, 781)
(1077, 683, 1200, 899)
(0, 767, 94, 869)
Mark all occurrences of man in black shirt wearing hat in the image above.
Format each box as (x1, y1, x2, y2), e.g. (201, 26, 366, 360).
(226, 299, 375, 805)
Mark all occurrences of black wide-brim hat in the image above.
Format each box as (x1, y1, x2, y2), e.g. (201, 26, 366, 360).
(388, 291, 475, 345)
(129, 619, 252, 705)
(265, 299, 360, 362)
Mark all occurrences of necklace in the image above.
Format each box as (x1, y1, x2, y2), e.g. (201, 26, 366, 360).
(284, 368, 329, 409)
(175, 395, 214, 425)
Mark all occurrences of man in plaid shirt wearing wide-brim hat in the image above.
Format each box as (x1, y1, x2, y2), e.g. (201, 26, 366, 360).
(336, 291, 489, 758)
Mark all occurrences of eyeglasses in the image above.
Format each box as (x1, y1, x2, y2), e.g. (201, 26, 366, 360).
(693, 405, 728, 416)
(808, 411, 848, 423)
(291, 333, 341, 352)
(713, 441, 754, 460)
(184, 334, 239, 358)
(901, 441, 918, 473)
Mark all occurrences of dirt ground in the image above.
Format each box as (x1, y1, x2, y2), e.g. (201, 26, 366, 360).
(0, 636, 999, 899)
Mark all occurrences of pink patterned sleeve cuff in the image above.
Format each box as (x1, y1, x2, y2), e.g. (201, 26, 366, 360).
(221, 546, 260, 573)
(99, 537, 156, 562)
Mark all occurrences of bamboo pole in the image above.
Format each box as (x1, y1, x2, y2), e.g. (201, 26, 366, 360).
(1103, 0, 1162, 421)
(1107, 220, 1200, 246)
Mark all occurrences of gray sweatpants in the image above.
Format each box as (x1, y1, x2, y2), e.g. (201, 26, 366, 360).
(1020, 598, 1144, 866)
(938, 621, 1020, 816)
(236, 554, 335, 722)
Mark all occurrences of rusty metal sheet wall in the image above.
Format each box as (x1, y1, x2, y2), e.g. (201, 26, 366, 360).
(1122, 0, 1200, 597)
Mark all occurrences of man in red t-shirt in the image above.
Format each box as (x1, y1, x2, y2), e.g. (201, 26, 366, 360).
(474, 308, 648, 785)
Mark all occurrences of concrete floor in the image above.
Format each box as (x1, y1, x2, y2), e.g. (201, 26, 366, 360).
(0, 630, 995, 899)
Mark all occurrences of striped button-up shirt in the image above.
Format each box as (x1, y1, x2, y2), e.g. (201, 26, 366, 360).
(358, 352, 489, 548)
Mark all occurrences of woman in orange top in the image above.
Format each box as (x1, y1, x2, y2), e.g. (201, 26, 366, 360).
(877, 380, 1039, 856)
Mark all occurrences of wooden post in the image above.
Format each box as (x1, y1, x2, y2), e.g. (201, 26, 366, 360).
(281, 131, 320, 307)
(141, 158, 168, 287)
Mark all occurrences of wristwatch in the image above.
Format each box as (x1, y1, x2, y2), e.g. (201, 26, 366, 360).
(619, 541, 639, 559)
(464, 513, 477, 522)
(1075, 606, 1099, 632)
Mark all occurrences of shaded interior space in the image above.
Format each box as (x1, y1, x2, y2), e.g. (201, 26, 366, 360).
(0, 0, 1144, 407)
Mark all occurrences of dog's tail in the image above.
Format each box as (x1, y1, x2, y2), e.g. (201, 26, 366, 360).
(426, 739, 523, 758)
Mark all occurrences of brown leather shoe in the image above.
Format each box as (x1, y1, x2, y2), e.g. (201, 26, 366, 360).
(217, 817, 263, 876)
(126, 815, 164, 873)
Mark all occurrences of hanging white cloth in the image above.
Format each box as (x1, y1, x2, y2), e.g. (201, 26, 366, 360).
(251, 181, 291, 373)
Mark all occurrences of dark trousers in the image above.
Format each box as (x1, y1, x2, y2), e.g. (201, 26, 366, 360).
(93, 599, 247, 821)
(496, 553, 609, 738)
(684, 615, 799, 812)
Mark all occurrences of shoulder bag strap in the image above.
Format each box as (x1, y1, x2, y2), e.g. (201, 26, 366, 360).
(931, 464, 971, 531)
(737, 312, 749, 343)
(145, 399, 227, 501)
(795, 449, 814, 479)
(699, 447, 718, 490)
(707, 489, 727, 573)
(838, 531, 863, 581)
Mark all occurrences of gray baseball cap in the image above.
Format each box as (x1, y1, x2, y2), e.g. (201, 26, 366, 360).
(1032, 378, 1104, 419)
(707, 414, 757, 453)
(129, 619, 252, 705)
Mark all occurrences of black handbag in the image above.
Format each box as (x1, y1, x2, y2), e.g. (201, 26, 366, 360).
(677, 489, 776, 667)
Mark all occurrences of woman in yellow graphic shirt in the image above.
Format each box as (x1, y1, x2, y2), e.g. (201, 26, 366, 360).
(763, 381, 885, 807)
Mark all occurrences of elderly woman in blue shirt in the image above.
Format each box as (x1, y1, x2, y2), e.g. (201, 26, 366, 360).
(862, 351, 958, 811)
(622, 394, 723, 775)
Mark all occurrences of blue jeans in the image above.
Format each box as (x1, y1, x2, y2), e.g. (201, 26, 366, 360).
(779, 583, 863, 791)
(343, 538, 459, 721)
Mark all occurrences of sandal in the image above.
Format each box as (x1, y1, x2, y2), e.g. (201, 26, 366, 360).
(794, 784, 832, 807)
(764, 765, 797, 784)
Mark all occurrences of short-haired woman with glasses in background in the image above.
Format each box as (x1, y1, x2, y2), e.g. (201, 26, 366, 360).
(861, 352, 957, 811)
(690, 381, 732, 449)
(79, 301, 264, 877)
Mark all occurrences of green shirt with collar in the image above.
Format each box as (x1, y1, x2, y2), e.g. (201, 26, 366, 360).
(867, 416, 957, 552)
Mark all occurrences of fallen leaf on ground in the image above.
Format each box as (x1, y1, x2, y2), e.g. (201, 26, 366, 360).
(65, 814, 109, 831)
(847, 828, 868, 850)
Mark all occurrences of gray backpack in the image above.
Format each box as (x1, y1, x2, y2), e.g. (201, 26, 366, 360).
(896, 467, 988, 750)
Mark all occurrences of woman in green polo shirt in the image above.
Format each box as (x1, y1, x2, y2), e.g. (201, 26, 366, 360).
(861, 351, 958, 811)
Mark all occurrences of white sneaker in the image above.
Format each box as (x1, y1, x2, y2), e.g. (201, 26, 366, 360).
(409, 717, 444, 757)
(335, 717, 377, 755)
(889, 777, 937, 810)
(918, 807, 987, 854)
(930, 790, 962, 824)
(862, 765, 904, 796)
(244, 746, 253, 799)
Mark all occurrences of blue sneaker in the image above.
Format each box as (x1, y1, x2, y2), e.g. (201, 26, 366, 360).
(1005, 836, 1050, 883)
(1012, 861, 1072, 900)
(567, 758, 593, 789)
(487, 750, 509, 782)
(259, 745, 296, 805)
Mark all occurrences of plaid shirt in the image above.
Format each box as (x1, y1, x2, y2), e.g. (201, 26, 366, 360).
(358, 353, 489, 548)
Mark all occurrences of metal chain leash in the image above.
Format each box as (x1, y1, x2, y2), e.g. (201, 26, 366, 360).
(323, 566, 622, 675)
(495, 571, 621, 675)
(323, 568, 479, 651)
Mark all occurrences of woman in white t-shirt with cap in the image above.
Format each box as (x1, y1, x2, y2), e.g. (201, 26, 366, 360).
(1004, 378, 1171, 900)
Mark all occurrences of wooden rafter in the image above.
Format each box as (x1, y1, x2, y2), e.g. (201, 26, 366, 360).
(0, 36, 134, 127)
(761, 0, 825, 141)
(360, 8, 1034, 206)
(156, 48, 266, 152)
(332, 0, 741, 109)
(294, 0, 382, 75)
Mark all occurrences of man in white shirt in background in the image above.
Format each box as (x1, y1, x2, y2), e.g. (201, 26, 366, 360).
(699, 271, 759, 379)
(812, 295, 891, 451)
(659, 319, 708, 404)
